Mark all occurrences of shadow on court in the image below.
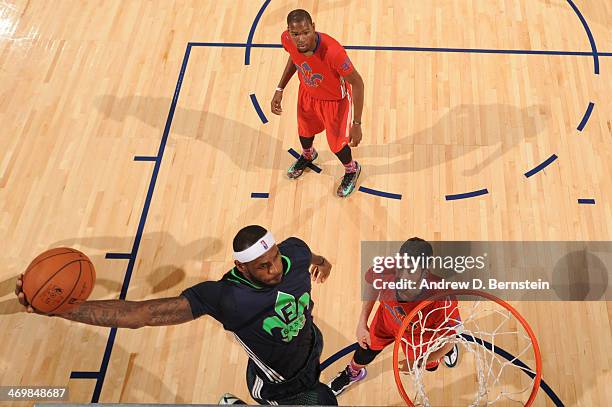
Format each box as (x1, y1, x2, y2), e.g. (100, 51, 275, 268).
(353, 104, 547, 176)
(94, 95, 288, 172)
(0, 232, 222, 309)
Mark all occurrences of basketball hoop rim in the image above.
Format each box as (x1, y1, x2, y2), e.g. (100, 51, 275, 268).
(392, 289, 543, 407)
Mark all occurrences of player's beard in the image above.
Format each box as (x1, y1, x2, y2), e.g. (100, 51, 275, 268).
(251, 273, 283, 287)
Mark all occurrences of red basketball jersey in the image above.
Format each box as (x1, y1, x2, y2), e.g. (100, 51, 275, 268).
(281, 31, 355, 100)
(365, 267, 462, 334)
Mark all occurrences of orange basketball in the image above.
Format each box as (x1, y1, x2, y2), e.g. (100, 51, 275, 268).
(22, 247, 96, 314)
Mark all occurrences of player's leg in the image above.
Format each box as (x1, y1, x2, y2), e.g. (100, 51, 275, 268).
(328, 345, 381, 396)
(403, 334, 459, 372)
(288, 88, 324, 179)
(328, 309, 391, 396)
(319, 93, 361, 197)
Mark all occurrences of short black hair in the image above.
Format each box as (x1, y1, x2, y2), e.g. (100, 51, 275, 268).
(233, 225, 267, 252)
(287, 9, 313, 26)
(399, 237, 433, 258)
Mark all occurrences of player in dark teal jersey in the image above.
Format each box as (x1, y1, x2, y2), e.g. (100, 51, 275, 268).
(15, 225, 336, 405)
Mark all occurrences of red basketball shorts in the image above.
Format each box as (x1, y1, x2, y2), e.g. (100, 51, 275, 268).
(296, 85, 353, 154)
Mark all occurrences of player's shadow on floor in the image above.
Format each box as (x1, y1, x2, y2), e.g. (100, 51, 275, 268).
(52, 232, 223, 295)
(317, 104, 547, 177)
(0, 233, 223, 309)
(94, 95, 287, 172)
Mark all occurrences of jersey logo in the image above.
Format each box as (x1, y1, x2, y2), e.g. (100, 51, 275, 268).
(295, 62, 323, 88)
(340, 57, 352, 73)
(262, 291, 310, 342)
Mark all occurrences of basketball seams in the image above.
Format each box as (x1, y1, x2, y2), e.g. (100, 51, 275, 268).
(29, 259, 84, 308)
(48, 259, 84, 314)
(24, 248, 81, 275)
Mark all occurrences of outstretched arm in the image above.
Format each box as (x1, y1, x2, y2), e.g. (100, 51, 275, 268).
(16, 273, 193, 329)
(58, 297, 193, 329)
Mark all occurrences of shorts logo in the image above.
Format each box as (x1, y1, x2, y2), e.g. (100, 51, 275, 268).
(261, 240, 269, 250)
(296, 62, 323, 88)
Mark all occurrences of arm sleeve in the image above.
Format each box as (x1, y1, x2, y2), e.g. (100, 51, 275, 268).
(330, 47, 355, 77)
(180, 281, 224, 320)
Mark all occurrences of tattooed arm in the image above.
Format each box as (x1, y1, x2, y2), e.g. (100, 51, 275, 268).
(55, 297, 194, 329)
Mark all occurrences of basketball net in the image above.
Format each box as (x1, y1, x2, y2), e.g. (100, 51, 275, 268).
(392, 290, 542, 407)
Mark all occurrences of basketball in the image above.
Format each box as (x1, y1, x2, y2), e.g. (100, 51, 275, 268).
(22, 247, 96, 314)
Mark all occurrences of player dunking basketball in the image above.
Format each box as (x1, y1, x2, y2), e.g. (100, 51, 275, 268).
(328, 238, 461, 396)
(16, 225, 337, 405)
(271, 9, 365, 197)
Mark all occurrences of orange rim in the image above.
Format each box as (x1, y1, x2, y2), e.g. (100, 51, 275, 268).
(392, 289, 542, 407)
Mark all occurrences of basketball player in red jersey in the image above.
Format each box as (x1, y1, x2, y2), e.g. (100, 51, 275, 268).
(328, 238, 461, 396)
(271, 9, 365, 198)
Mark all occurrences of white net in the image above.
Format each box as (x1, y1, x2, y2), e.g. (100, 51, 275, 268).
(394, 291, 541, 407)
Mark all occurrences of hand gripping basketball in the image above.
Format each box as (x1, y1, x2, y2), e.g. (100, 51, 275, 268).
(17, 248, 96, 314)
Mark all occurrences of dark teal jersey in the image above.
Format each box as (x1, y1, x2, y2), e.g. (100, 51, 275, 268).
(181, 237, 315, 381)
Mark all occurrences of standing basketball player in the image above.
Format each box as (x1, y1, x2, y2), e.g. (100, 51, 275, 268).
(16, 225, 337, 405)
(271, 9, 365, 197)
(328, 238, 461, 396)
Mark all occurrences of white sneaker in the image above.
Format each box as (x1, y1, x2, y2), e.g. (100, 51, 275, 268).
(443, 344, 459, 368)
(219, 393, 246, 405)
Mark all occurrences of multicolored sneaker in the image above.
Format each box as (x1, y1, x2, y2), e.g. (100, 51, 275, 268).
(328, 366, 367, 396)
(443, 344, 459, 368)
(287, 150, 318, 179)
(336, 161, 361, 197)
(218, 393, 246, 405)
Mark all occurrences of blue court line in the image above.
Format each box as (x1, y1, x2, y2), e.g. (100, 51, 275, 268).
(251, 192, 269, 198)
(69, 44, 194, 403)
(358, 186, 402, 200)
(104, 252, 132, 260)
(244, 0, 271, 65)
(133, 155, 158, 162)
(524, 154, 558, 178)
(287, 148, 322, 173)
(577, 102, 595, 131)
(70, 371, 98, 379)
(320, 342, 359, 371)
(565, 0, 599, 74)
(446, 188, 489, 201)
(249, 94, 268, 124)
(320, 338, 564, 406)
(578, 198, 596, 204)
(190, 41, 612, 57)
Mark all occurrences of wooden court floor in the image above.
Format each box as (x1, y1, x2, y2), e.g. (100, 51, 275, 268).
(0, 1, 611, 406)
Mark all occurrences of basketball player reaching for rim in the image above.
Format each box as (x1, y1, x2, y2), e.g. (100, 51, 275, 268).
(328, 238, 461, 396)
(15, 225, 338, 405)
(271, 9, 365, 197)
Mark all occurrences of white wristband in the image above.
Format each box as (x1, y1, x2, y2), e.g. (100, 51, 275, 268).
(275, 87, 284, 92)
